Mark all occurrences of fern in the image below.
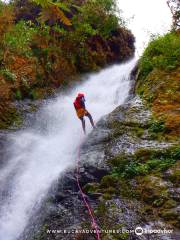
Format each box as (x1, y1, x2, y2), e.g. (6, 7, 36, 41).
(55, 2, 71, 12)
(32, 0, 50, 8)
(32, 0, 72, 26)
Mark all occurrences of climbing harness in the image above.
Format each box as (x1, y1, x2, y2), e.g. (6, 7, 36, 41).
(75, 138, 100, 240)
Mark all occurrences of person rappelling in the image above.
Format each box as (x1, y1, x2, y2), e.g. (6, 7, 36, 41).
(74, 93, 95, 134)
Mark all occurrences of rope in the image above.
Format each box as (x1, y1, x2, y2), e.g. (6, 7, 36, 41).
(75, 138, 100, 240)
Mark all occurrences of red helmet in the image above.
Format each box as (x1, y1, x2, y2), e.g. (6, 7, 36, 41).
(77, 93, 85, 98)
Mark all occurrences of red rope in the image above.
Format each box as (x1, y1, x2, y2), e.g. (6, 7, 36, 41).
(75, 138, 100, 240)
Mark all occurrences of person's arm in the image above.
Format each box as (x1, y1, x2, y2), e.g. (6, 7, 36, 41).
(81, 97, 86, 109)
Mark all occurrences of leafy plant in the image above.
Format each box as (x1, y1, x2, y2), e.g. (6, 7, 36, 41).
(0, 68, 17, 82)
(0, 0, 133, 103)
(15, 89, 22, 100)
(73, 0, 120, 38)
(0, 2, 14, 39)
(111, 147, 180, 179)
(148, 119, 166, 134)
(139, 32, 180, 79)
(32, 0, 72, 26)
(30, 89, 39, 100)
(4, 20, 37, 56)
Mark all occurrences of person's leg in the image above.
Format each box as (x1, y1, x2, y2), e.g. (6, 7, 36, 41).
(80, 117, 86, 134)
(86, 112, 95, 128)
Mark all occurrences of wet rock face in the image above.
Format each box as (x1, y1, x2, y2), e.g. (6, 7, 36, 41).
(30, 96, 179, 240)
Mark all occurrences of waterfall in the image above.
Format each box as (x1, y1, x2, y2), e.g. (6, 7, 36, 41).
(0, 58, 136, 240)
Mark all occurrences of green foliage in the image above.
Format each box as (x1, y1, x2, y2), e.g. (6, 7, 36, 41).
(0, 1, 4, 12)
(52, 24, 67, 35)
(96, 202, 107, 217)
(139, 32, 180, 79)
(4, 20, 37, 56)
(32, 0, 49, 8)
(0, 0, 133, 104)
(112, 160, 149, 178)
(32, 0, 72, 25)
(75, 22, 97, 38)
(102, 192, 113, 200)
(98, 0, 117, 12)
(83, 183, 99, 193)
(111, 147, 180, 179)
(30, 89, 39, 100)
(133, 126, 144, 137)
(73, 0, 120, 38)
(38, 23, 51, 37)
(100, 175, 117, 188)
(0, 68, 17, 82)
(33, 223, 49, 240)
(100, 14, 119, 38)
(148, 119, 166, 133)
(15, 89, 22, 100)
(0, 104, 23, 129)
(146, 158, 176, 172)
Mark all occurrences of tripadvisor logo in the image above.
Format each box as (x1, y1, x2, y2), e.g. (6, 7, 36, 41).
(135, 227, 144, 236)
(134, 226, 173, 236)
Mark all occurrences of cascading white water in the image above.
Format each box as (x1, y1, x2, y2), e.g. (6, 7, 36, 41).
(0, 0, 172, 239)
(0, 58, 136, 240)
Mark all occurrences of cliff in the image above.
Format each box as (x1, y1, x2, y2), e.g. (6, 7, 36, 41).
(29, 31, 180, 240)
(30, 98, 179, 240)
